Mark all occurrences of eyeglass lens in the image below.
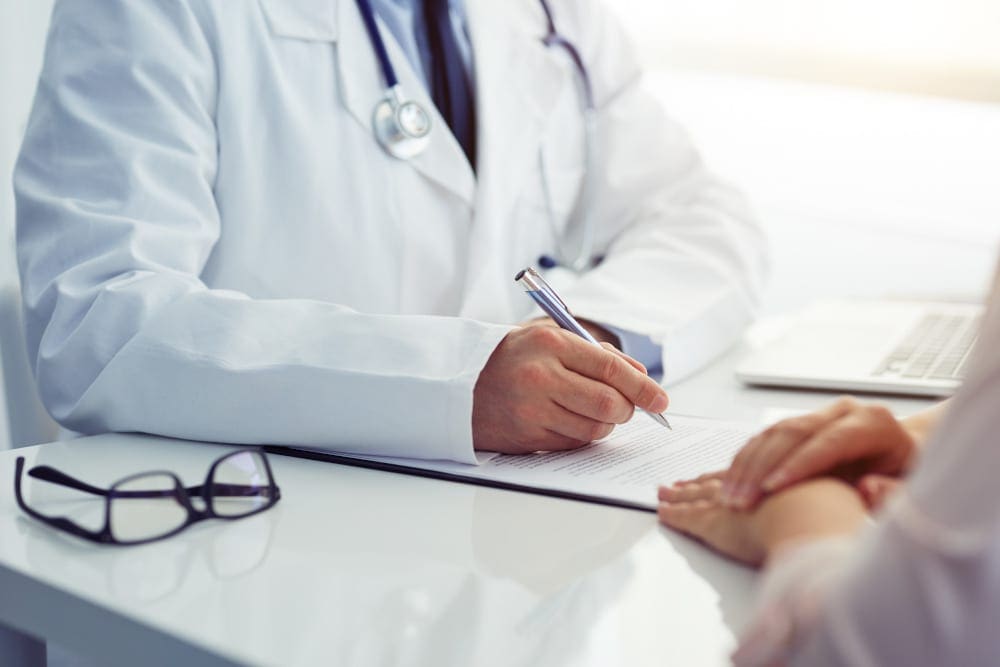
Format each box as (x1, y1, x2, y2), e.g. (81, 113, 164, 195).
(109, 473, 186, 543)
(209, 451, 273, 518)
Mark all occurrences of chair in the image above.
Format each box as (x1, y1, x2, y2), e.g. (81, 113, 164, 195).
(0, 283, 59, 449)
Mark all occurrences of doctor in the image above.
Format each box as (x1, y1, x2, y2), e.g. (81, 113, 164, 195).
(15, 0, 766, 463)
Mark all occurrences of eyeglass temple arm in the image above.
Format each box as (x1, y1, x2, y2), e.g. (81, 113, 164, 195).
(29, 468, 274, 499)
(15, 459, 108, 542)
(27, 462, 279, 500)
(38, 514, 107, 541)
(28, 466, 111, 496)
(186, 482, 280, 498)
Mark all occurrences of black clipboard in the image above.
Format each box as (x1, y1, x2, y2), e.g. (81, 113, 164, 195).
(262, 445, 656, 514)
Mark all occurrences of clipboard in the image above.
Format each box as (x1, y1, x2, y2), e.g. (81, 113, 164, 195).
(263, 414, 753, 514)
(263, 444, 656, 513)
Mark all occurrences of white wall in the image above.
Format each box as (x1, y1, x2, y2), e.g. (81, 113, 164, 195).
(3, 1, 998, 281)
(0, 0, 54, 449)
(3, 3, 997, 267)
(609, 0, 1000, 102)
(1, 0, 52, 280)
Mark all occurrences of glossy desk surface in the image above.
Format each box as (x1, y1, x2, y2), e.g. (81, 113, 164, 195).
(0, 344, 941, 667)
(0, 424, 751, 666)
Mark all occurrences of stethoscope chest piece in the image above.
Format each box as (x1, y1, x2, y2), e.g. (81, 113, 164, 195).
(373, 87, 432, 160)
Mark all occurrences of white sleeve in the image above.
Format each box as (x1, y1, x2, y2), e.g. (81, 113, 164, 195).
(734, 263, 1000, 666)
(14, 0, 510, 463)
(548, 0, 770, 384)
(731, 536, 858, 666)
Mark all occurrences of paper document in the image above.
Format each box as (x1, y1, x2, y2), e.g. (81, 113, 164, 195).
(277, 415, 755, 512)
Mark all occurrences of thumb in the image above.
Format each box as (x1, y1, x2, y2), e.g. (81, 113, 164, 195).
(857, 474, 901, 511)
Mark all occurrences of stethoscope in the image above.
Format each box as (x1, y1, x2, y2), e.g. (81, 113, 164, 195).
(355, 0, 599, 272)
(356, 0, 434, 159)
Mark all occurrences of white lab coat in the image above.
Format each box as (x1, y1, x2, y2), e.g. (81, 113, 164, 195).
(14, 0, 766, 463)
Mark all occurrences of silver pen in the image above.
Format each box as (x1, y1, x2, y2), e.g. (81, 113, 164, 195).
(515, 267, 672, 429)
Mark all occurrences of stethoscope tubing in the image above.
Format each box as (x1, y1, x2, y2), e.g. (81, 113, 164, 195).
(538, 0, 599, 271)
(355, 0, 400, 88)
(355, 0, 599, 271)
(538, 0, 595, 112)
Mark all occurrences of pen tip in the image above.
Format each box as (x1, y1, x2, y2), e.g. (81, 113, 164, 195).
(649, 412, 671, 429)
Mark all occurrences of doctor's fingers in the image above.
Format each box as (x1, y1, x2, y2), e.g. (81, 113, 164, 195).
(553, 372, 636, 425)
(560, 342, 668, 414)
(722, 398, 857, 509)
(544, 402, 616, 445)
(601, 342, 648, 375)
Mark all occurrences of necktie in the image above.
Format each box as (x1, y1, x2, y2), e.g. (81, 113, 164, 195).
(422, 0, 476, 167)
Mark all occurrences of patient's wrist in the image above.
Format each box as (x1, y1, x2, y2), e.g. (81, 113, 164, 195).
(756, 479, 867, 562)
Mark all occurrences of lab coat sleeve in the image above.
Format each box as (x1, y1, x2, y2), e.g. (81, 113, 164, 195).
(733, 264, 1000, 667)
(14, 0, 511, 464)
(549, 0, 769, 385)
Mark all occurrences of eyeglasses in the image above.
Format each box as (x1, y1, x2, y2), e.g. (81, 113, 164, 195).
(14, 449, 281, 546)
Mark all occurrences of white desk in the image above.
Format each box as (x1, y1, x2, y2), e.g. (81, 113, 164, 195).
(0, 343, 945, 667)
(0, 433, 744, 667)
(1, 74, 997, 666)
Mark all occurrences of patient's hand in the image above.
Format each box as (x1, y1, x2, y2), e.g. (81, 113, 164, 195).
(719, 397, 924, 510)
(657, 477, 867, 566)
(857, 473, 901, 511)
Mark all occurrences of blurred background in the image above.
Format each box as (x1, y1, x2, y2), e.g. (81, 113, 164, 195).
(613, 0, 1000, 102)
(6, 0, 998, 295)
(1, 0, 999, 450)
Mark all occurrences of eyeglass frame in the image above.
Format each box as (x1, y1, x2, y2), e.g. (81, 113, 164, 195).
(14, 448, 282, 546)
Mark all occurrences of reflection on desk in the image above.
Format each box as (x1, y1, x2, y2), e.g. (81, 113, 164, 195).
(1, 434, 756, 666)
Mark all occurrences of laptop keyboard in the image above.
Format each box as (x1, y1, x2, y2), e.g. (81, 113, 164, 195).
(875, 313, 980, 381)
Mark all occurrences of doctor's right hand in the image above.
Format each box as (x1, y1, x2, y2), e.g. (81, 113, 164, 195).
(472, 326, 669, 454)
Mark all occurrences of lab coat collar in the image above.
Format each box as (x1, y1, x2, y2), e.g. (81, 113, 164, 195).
(466, 0, 566, 213)
(259, 0, 476, 206)
(258, 0, 339, 41)
(456, 0, 567, 314)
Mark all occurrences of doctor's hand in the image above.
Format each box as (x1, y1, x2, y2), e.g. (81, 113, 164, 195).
(518, 317, 650, 374)
(719, 397, 926, 510)
(519, 316, 624, 349)
(472, 326, 669, 454)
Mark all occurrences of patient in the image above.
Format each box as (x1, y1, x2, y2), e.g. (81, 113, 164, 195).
(658, 263, 1000, 665)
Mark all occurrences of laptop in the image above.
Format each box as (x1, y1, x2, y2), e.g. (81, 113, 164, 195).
(736, 299, 983, 397)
